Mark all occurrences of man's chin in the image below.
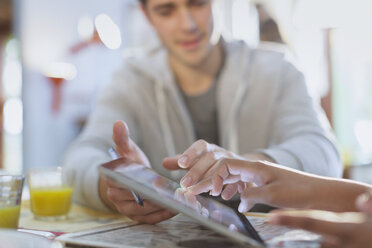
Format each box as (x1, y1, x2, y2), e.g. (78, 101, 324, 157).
(171, 51, 209, 68)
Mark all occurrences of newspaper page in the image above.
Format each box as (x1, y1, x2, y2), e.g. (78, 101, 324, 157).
(57, 214, 320, 248)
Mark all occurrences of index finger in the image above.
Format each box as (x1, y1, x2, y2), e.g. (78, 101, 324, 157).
(162, 154, 182, 170)
(177, 140, 212, 168)
(187, 178, 213, 195)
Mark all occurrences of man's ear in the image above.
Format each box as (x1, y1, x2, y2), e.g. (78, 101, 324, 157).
(140, 3, 154, 26)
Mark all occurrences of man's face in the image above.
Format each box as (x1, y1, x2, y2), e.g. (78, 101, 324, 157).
(143, 0, 214, 67)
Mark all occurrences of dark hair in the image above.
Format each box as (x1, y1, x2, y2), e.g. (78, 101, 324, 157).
(139, 0, 146, 4)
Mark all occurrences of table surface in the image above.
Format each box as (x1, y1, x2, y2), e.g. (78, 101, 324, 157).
(19, 200, 131, 234)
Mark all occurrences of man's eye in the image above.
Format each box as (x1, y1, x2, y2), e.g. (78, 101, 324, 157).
(158, 10, 172, 16)
(156, 7, 173, 16)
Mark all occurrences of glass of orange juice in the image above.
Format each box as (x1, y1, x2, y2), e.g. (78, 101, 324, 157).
(27, 167, 75, 221)
(0, 175, 25, 229)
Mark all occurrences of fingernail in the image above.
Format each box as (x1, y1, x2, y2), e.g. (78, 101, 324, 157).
(211, 190, 219, 197)
(181, 176, 192, 188)
(358, 192, 372, 203)
(238, 203, 246, 213)
(356, 193, 368, 205)
(178, 156, 188, 168)
(356, 191, 372, 211)
(223, 187, 233, 197)
(221, 193, 228, 200)
(210, 190, 218, 196)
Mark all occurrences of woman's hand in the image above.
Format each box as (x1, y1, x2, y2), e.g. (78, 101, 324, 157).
(188, 158, 320, 212)
(269, 211, 372, 248)
(188, 158, 370, 212)
(163, 140, 244, 188)
(162, 139, 272, 201)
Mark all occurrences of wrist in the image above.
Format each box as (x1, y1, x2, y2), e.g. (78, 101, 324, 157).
(311, 177, 370, 212)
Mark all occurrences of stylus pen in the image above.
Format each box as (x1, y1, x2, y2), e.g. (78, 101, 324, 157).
(108, 147, 144, 206)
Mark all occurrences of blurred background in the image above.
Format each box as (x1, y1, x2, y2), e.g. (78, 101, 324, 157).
(0, 0, 372, 182)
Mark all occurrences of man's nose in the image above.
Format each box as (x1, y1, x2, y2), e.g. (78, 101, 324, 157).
(178, 9, 197, 33)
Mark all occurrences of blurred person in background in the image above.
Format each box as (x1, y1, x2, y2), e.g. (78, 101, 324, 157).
(63, 0, 341, 224)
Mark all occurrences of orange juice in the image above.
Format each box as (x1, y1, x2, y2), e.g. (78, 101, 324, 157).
(30, 186, 73, 217)
(0, 205, 21, 228)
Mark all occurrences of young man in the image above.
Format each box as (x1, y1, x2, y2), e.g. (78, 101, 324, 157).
(63, 0, 341, 224)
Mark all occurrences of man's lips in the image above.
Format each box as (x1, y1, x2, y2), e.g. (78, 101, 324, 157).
(178, 38, 202, 50)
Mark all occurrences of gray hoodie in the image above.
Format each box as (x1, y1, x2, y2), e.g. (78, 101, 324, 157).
(63, 40, 342, 212)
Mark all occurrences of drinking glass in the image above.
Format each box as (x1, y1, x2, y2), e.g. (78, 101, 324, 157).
(27, 167, 75, 221)
(0, 175, 24, 228)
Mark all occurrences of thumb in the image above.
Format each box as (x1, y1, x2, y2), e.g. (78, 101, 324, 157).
(113, 120, 132, 156)
(238, 186, 268, 213)
(356, 191, 372, 213)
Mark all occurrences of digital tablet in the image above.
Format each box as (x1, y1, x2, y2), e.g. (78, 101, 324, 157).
(99, 158, 265, 248)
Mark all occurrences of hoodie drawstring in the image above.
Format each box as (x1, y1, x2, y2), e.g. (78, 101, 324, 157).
(225, 50, 255, 154)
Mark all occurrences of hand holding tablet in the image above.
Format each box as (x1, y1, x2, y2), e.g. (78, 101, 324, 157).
(108, 147, 144, 206)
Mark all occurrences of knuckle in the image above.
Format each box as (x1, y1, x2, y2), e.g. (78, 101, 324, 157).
(216, 158, 232, 173)
(107, 189, 115, 200)
(218, 158, 230, 167)
(107, 188, 120, 201)
(225, 150, 234, 158)
(184, 147, 198, 158)
(196, 139, 208, 149)
(205, 151, 216, 160)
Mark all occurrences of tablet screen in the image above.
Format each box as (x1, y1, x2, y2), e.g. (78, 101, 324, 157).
(100, 158, 264, 247)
